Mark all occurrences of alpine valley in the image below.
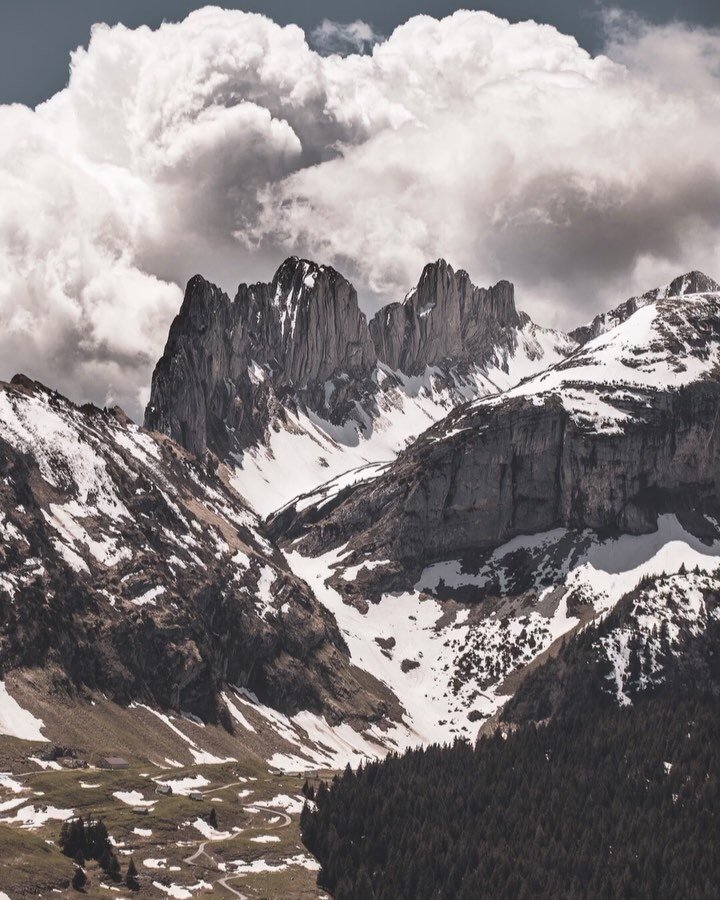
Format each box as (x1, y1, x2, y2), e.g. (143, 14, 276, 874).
(2, 257, 720, 898)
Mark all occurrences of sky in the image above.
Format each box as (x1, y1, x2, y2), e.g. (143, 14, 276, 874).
(1, 1, 719, 418)
(2, 1, 718, 107)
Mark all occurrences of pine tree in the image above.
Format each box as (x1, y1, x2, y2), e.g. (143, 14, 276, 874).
(99, 842, 121, 882)
(88, 818, 109, 860)
(626, 644, 642, 692)
(316, 780, 329, 808)
(109, 851, 122, 882)
(125, 857, 140, 891)
(72, 865, 87, 891)
(60, 816, 86, 858)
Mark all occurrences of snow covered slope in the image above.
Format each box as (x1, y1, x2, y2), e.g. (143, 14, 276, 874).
(0, 375, 391, 742)
(473, 272, 720, 434)
(279, 514, 720, 744)
(269, 271, 720, 739)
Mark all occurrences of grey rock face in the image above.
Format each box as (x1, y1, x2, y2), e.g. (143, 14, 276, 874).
(369, 259, 522, 374)
(145, 258, 377, 457)
(145, 257, 553, 468)
(271, 385, 720, 574)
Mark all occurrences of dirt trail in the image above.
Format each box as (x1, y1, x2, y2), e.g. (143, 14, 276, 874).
(183, 801, 292, 897)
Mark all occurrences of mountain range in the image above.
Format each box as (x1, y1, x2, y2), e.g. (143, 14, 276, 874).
(2, 259, 720, 763)
(145, 258, 571, 513)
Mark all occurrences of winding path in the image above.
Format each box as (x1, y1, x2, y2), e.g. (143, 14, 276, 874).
(182, 799, 292, 898)
(216, 873, 249, 899)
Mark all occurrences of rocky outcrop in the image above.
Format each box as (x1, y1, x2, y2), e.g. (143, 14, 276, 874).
(145, 257, 377, 457)
(270, 282, 720, 591)
(369, 260, 522, 373)
(570, 270, 720, 344)
(145, 257, 568, 488)
(0, 376, 390, 728)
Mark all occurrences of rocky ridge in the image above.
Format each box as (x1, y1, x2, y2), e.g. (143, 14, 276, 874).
(146, 257, 572, 513)
(0, 375, 390, 735)
(265, 273, 720, 739)
(569, 270, 720, 344)
(368, 259, 523, 373)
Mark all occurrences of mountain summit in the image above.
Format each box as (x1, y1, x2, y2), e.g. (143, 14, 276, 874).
(570, 270, 720, 344)
(369, 259, 522, 373)
(145, 258, 376, 457)
(145, 257, 572, 512)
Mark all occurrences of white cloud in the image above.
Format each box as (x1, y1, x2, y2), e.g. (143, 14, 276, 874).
(0, 8, 719, 417)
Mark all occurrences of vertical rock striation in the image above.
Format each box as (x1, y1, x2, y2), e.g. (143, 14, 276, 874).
(145, 258, 377, 457)
(145, 256, 560, 479)
(369, 259, 522, 373)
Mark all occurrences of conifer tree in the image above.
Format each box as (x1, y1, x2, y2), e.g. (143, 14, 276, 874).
(125, 857, 140, 891)
(71, 865, 87, 892)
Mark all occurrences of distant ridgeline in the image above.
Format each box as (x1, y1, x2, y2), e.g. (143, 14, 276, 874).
(301, 688, 720, 899)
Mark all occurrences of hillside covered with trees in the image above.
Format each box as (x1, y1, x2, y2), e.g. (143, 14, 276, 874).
(302, 693, 720, 899)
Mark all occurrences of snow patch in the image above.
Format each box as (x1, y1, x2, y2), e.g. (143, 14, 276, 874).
(0, 683, 47, 742)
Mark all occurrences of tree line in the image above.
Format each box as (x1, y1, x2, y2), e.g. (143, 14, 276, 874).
(302, 692, 720, 899)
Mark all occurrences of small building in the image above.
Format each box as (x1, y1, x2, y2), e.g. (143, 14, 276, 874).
(155, 784, 173, 796)
(189, 791, 203, 802)
(131, 806, 149, 816)
(98, 756, 129, 770)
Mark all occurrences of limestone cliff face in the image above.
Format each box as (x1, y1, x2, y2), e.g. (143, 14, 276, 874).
(369, 260, 522, 374)
(269, 283, 720, 588)
(270, 385, 720, 572)
(145, 257, 560, 478)
(145, 258, 377, 457)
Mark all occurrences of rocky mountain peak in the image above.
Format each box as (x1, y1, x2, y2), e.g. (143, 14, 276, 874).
(258, 256, 376, 382)
(271, 255, 325, 293)
(369, 260, 522, 374)
(145, 256, 572, 512)
(145, 256, 378, 457)
(571, 270, 720, 344)
(175, 274, 230, 329)
(662, 270, 720, 298)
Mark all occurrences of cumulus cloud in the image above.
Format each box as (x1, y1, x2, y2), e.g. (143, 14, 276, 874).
(0, 7, 719, 417)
